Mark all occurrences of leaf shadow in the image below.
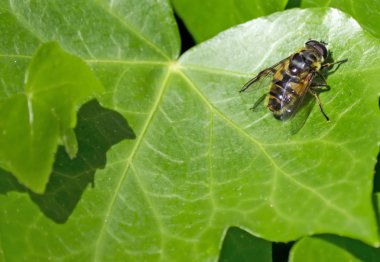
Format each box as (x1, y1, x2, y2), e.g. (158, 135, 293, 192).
(0, 99, 135, 223)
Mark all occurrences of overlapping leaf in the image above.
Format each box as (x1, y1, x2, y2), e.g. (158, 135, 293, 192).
(0, 42, 103, 193)
(219, 227, 272, 262)
(301, 0, 380, 38)
(171, 0, 288, 42)
(0, 1, 379, 261)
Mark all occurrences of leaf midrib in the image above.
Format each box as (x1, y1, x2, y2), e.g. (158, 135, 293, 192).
(92, 67, 171, 260)
(93, 60, 370, 246)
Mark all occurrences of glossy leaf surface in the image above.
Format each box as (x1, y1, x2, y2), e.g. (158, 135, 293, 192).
(301, 0, 380, 38)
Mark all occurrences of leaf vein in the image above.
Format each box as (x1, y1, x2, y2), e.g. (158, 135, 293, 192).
(92, 68, 171, 260)
(8, 1, 45, 43)
(94, 0, 170, 61)
(178, 69, 363, 226)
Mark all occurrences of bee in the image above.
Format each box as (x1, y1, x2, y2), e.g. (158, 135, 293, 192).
(240, 40, 348, 121)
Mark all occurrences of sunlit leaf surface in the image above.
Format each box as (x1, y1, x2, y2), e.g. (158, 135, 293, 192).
(301, 0, 380, 38)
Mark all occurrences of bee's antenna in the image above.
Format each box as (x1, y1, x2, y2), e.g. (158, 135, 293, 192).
(321, 40, 328, 45)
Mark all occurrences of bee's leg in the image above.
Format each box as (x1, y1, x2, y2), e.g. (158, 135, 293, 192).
(311, 83, 328, 89)
(315, 70, 327, 84)
(321, 58, 348, 70)
(311, 85, 330, 93)
(250, 93, 267, 111)
(311, 71, 330, 92)
(309, 89, 330, 122)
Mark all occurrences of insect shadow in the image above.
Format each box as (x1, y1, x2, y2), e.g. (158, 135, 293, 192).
(240, 40, 348, 136)
(0, 99, 135, 223)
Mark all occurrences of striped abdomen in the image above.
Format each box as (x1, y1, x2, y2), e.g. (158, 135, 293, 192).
(267, 70, 303, 120)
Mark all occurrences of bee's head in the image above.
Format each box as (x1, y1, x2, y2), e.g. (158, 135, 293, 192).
(305, 40, 328, 59)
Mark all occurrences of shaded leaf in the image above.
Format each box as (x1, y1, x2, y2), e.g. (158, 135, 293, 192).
(0, 2, 379, 262)
(219, 227, 272, 262)
(285, 0, 302, 9)
(301, 0, 380, 38)
(0, 42, 103, 193)
(171, 0, 288, 42)
(0, 99, 135, 223)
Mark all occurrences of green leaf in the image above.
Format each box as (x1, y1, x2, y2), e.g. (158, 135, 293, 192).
(289, 195, 380, 261)
(219, 227, 272, 262)
(289, 235, 380, 262)
(0, 99, 135, 223)
(171, 0, 288, 42)
(285, 0, 302, 9)
(0, 42, 103, 193)
(301, 0, 380, 38)
(178, 7, 380, 246)
(0, 2, 379, 262)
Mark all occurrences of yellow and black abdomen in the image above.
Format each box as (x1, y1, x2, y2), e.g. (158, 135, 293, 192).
(240, 40, 330, 121)
(267, 71, 301, 120)
(267, 50, 317, 120)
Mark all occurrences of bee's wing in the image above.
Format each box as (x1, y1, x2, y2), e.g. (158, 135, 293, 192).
(290, 72, 315, 112)
(240, 56, 291, 93)
(284, 72, 317, 134)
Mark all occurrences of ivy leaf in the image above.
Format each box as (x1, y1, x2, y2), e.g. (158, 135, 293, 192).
(171, 0, 288, 42)
(219, 227, 272, 262)
(301, 0, 380, 38)
(0, 2, 379, 262)
(289, 235, 380, 261)
(0, 42, 103, 193)
(177, 5, 380, 249)
(289, 195, 380, 261)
